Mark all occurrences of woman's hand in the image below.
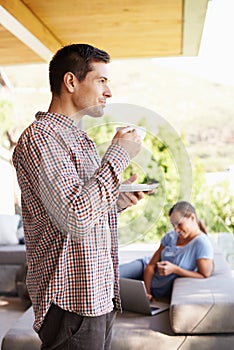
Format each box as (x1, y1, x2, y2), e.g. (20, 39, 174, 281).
(147, 293, 153, 301)
(157, 261, 176, 276)
(157, 259, 213, 278)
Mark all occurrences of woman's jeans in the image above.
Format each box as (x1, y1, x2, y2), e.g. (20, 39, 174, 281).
(119, 258, 149, 280)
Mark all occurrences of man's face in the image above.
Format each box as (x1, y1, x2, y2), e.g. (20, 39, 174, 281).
(73, 61, 112, 118)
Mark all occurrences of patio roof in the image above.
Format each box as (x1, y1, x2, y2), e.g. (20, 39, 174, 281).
(0, 0, 208, 65)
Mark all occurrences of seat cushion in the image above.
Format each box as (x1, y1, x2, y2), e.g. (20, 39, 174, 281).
(1, 307, 41, 350)
(0, 245, 26, 264)
(170, 276, 234, 334)
(0, 245, 26, 294)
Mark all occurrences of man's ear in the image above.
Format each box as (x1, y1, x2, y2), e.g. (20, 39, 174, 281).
(63, 72, 77, 93)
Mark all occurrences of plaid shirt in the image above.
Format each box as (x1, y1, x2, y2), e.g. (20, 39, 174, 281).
(12, 111, 130, 332)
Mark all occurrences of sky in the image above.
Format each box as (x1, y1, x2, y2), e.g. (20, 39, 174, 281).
(155, 0, 234, 87)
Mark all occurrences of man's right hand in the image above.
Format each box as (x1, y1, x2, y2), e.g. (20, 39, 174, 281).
(112, 126, 141, 159)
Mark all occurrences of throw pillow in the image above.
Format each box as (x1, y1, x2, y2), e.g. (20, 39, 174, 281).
(0, 214, 20, 245)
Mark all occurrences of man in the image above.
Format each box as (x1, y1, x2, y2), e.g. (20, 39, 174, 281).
(13, 44, 144, 349)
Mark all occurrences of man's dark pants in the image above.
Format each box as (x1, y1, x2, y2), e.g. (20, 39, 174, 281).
(39, 303, 117, 350)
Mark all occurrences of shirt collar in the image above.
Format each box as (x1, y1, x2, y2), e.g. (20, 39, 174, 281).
(35, 111, 77, 129)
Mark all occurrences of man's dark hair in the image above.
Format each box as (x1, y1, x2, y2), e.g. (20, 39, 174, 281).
(49, 44, 110, 95)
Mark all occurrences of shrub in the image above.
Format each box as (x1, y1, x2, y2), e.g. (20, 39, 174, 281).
(85, 114, 234, 245)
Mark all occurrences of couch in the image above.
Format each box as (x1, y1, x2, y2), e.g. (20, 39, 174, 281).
(0, 214, 27, 296)
(1, 233, 234, 350)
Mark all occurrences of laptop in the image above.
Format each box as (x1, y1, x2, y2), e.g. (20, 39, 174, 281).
(119, 278, 169, 316)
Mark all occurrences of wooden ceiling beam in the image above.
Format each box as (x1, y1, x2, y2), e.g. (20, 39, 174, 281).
(0, 0, 62, 62)
(183, 0, 209, 56)
(0, 0, 209, 65)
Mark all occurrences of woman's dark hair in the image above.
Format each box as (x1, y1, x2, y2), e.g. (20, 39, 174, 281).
(49, 43, 110, 95)
(169, 201, 207, 234)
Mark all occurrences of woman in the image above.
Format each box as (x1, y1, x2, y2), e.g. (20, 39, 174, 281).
(120, 201, 214, 300)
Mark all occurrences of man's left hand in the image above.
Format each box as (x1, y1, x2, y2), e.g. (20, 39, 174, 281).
(117, 174, 144, 210)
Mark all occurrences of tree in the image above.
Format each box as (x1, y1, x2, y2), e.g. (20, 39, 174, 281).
(85, 113, 234, 245)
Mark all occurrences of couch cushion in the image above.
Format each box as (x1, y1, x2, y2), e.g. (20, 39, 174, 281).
(1, 307, 41, 350)
(3, 306, 234, 350)
(0, 245, 26, 294)
(212, 251, 232, 276)
(0, 265, 23, 294)
(0, 244, 26, 264)
(112, 310, 234, 350)
(170, 276, 234, 334)
(111, 328, 186, 350)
